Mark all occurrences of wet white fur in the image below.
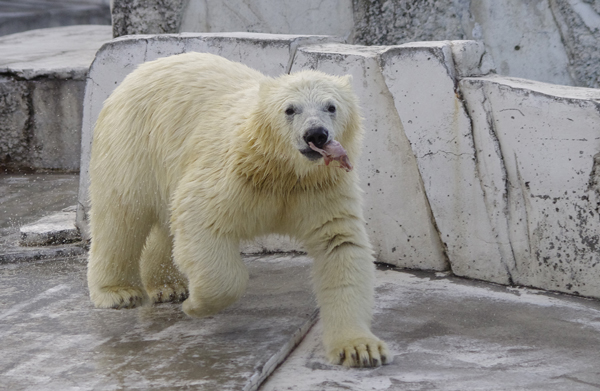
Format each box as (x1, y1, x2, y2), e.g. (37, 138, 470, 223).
(87, 52, 389, 367)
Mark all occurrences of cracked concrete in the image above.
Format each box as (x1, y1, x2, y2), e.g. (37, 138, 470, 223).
(461, 75, 600, 298)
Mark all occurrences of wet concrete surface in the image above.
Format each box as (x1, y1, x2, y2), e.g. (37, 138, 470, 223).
(0, 173, 83, 262)
(0, 254, 316, 391)
(263, 267, 600, 391)
(2, 173, 600, 390)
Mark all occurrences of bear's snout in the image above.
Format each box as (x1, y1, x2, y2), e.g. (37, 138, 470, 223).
(303, 127, 329, 149)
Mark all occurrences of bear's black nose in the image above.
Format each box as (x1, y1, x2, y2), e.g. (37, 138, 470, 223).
(303, 127, 329, 149)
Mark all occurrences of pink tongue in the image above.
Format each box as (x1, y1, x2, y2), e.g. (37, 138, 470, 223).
(308, 140, 353, 172)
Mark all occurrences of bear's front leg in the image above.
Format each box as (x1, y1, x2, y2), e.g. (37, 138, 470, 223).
(172, 227, 248, 318)
(306, 214, 390, 367)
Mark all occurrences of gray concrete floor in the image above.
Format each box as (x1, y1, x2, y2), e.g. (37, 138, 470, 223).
(0, 173, 84, 262)
(1, 174, 600, 390)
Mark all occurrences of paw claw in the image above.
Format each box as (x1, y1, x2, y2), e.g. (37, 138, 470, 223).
(327, 336, 390, 368)
(92, 286, 145, 309)
(148, 283, 188, 304)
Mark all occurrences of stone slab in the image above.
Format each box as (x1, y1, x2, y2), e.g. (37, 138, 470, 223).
(460, 75, 600, 298)
(468, 0, 574, 86)
(380, 42, 511, 283)
(292, 43, 449, 271)
(263, 267, 600, 390)
(0, 25, 112, 80)
(179, 0, 355, 40)
(19, 208, 79, 247)
(0, 253, 317, 391)
(0, 25, 112, 171)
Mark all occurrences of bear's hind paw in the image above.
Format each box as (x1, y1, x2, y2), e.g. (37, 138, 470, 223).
(328, 337, 390, 368)
(148, 283, 189, 304)
(90, 286, 146, 309)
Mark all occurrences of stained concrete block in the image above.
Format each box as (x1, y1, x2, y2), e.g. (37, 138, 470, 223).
(0, 77, 29, 169)
(0, 25, 112, 171)
(292, 44, 448, 271)
(30, 80, 85, 171)
(460, 75, 600, 298)
(379, 42, 511, 284)
(77, 32, 342, 239)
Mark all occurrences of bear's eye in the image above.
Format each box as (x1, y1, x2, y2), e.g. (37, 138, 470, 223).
(327, 105, 336, 113)
(285, 107, 295, 116)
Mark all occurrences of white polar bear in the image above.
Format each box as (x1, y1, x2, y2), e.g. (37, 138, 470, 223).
(87, 52, 389, 367)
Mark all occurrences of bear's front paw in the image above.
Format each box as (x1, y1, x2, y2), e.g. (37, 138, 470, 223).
(328, 336, 390, 367)
(90, 286, 146, 309)
(148, 283, 189, 304)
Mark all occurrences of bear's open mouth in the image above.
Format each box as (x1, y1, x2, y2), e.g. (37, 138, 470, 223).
(300, 148, 324, 161)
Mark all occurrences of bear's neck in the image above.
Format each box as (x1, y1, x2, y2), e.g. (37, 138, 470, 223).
(229, 124, 346, 196)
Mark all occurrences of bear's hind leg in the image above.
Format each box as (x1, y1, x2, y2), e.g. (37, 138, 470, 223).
(172, 228, 248, 318)
(141, 224, 188, 304)
(87, 208, 152, 309)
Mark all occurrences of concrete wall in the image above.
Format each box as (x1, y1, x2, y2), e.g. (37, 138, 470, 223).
(0, 25, 112, 172)
(76, 32, 600, 300)
(110, 0, 600, 89)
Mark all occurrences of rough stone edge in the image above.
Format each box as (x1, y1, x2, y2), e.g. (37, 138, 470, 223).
(0, 245, 86, 264)
(242, 309, 319, 391)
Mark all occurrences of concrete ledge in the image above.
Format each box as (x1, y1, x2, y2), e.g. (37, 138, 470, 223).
(19, 208, 79, 247)
(0, 25, 112, 171)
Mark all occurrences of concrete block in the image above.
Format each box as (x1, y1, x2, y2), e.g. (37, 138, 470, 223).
(292, 44, 448, 271)
(77, 32, 342, 239)
(112, 0, 185, 37)
(379, 42, 511, 284)
(0, 25, 112, 172)
(460, 75, 600, 298)
(468, 0, 574, 86)
(0, 77, 29, 169)
(19, 208, 80, 247)
(30, 80, 85, 171)
(180, 0, 355, 40)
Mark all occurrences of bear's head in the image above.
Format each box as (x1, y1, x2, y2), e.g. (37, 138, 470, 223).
(250, 70, 363, 180)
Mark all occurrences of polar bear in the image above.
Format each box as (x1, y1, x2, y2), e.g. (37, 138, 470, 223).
(87, 52, 389, 367)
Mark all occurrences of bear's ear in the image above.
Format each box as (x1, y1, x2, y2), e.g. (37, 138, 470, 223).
(340, 74, 353, 87)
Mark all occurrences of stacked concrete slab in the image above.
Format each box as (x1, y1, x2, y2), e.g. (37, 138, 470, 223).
(77, 32, 600, 301)
(0, 25, 112, 172)
(112, 0, 600, 89)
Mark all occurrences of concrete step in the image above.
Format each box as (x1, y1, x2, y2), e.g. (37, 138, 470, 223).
(0, 24, 112, 172)
(0, 173, 83, 263)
